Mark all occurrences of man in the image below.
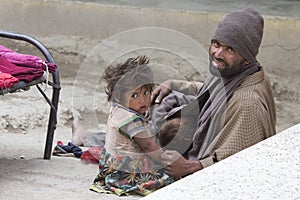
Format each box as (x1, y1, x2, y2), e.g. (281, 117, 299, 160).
(151, 8, 276, 179)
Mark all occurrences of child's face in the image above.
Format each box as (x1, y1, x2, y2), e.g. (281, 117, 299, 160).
(123, 86, 151, 115)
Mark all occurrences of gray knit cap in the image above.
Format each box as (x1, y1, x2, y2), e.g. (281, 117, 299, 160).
(212, 8, 264, 63)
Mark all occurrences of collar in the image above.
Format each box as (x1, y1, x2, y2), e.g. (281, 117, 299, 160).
(239, 68, 264, 88)
(111, 102, 149, 122)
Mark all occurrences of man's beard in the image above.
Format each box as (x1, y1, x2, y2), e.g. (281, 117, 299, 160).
(209, 56, 247, 78)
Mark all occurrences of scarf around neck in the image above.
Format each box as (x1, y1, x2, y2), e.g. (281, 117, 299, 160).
(187, 62, 260, 160)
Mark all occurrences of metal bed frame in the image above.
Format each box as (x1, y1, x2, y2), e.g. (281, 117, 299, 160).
(0, 30, 61, 159)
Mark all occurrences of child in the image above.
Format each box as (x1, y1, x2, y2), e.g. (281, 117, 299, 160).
(90, 55, 174, 196)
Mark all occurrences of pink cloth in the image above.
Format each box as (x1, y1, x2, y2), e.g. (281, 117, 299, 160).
(0, 72, 19, 88)
(0, 57, 44, 82)
(80, 147, 103, 164)
(0, 45, 57, 73)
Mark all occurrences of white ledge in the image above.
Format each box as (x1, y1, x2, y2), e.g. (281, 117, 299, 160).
(143, 123, 300, 200)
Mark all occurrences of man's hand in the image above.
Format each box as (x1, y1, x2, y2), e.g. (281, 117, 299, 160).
(151, 80, 172, 104)
(161, 150, 203, 180)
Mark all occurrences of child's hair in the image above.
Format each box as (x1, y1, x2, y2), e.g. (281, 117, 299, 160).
(102, 55, 154, 103)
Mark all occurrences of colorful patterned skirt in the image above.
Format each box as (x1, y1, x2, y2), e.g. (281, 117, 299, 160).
(90, 148, 174, 196)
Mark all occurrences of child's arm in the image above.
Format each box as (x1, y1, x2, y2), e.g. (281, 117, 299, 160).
(133, 131, 163, 162)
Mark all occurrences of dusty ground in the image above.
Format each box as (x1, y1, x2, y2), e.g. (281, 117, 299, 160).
(0, 32, 299, 200)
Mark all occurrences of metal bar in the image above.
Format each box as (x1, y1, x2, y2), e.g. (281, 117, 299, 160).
(0, 30, 61, 159)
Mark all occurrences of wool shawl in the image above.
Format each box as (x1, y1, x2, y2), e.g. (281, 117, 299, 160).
(187, 62, 260, 160)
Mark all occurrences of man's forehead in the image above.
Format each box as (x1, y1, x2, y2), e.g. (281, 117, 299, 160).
(212, 39, 232, 48)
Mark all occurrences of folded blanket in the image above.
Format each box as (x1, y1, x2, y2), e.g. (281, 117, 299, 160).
(0, 45, 57, 73)
(0, 57, 44, 82)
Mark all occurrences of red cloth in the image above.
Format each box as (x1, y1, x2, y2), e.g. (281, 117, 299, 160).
(0, 45, 57, 73)
(0, 57, 44, 82)
(0, 72, 19, 88)
(80, 147, 103, 164)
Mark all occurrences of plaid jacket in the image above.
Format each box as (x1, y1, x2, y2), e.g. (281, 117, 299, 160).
(171, 69, 276, 168)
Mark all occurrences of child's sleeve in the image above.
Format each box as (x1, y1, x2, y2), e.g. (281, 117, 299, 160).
(118, 116, 149, 140)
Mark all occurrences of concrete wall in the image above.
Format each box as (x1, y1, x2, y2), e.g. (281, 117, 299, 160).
(143, 123, 300, 200)
(0, 0, 300, 131)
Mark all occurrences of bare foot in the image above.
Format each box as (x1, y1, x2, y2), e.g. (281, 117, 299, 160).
(71, 109, 89, 146)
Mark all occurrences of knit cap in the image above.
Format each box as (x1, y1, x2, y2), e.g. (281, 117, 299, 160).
(212, 8, 264, 63)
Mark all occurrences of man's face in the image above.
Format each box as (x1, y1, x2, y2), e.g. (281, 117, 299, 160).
(209, 40, 248, 78)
